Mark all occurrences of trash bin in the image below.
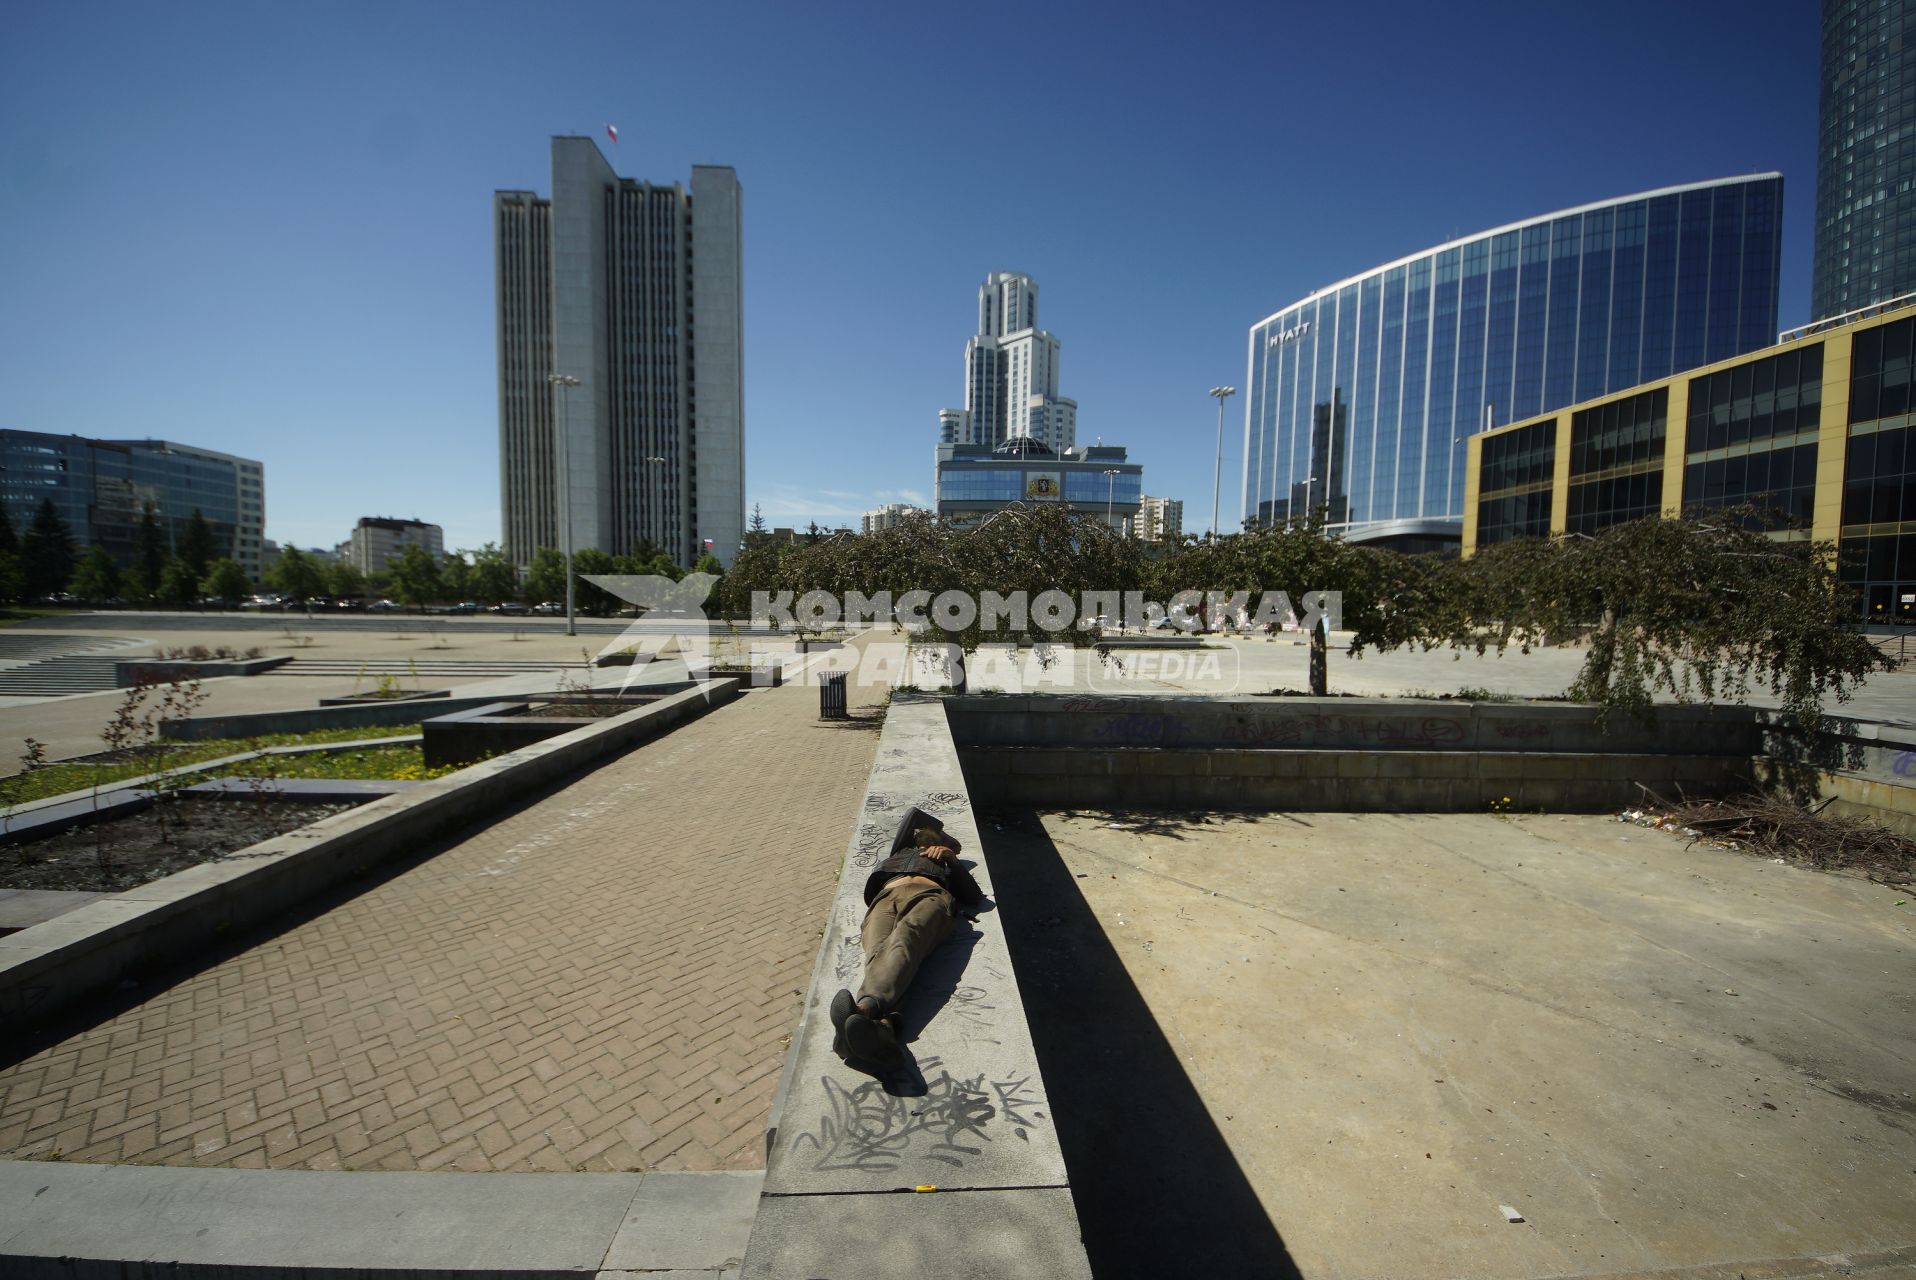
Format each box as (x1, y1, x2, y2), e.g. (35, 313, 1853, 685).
(819, 671, 848, 720)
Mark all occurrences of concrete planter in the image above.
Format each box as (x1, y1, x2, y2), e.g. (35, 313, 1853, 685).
(0, 679, 740, 1036)
(114, 656, 288, 686)
(315, 688, 454, 706)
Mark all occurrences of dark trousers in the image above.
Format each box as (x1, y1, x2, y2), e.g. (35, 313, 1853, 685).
(858, 876, 954, 1013)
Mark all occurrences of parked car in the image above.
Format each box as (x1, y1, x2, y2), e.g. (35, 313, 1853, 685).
(448, 601, 482, 615)
(491, 601, 528, 615)
(367, 598, 399, 612)
(334, 597, 367, 611)
(241, 594, 285, 611)
(530, 601, 564, 615)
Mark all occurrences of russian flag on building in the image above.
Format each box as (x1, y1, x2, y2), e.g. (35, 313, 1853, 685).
(605, 124, 619, 144)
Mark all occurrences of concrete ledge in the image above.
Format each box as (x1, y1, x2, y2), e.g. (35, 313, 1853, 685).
(420, 690, 691, 769)
(0, 679, 741, 1036)
(963, 746, 1750, 811)
(115, 656, 289, 686)
(166, 695, 527, 741)
(0, 1159, 759, 1278)
(741, 694, 1089, 1278)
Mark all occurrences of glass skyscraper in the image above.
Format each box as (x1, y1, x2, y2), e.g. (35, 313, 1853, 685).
(1242, 175, 1784, 544)
(1813, 0, 1916, 320)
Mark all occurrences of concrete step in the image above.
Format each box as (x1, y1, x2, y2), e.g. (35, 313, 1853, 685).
(0, 656, 128, 697)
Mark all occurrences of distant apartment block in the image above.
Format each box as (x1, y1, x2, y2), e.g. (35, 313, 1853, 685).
(496, 138, 744, 569)
(862, 502, 924, 534)
(0, 430, 265, 580)
(1133, 495, 1183, 542)
(346, 516, 443, 575)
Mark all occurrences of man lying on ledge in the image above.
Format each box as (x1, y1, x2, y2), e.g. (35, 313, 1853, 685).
(831, 808, 984, 1067)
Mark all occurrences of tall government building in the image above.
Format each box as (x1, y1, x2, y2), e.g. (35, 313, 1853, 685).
(1814, 0, 1916, 320)
(495, 137, 744, 569)
(1241, 175, 1785, 549)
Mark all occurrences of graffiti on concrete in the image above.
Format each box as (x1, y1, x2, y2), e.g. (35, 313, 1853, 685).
(1491, 721, 1551, 741)
(1091, 714, 1187, 745)
(1892, 750, 1916, 777)
(792, 1060, 1046, 1172)
(1218, 714, 1467, 748)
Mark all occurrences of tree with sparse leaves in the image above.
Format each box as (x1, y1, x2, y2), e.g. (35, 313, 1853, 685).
(0, 504, 18, 556)
(571, 548, 618, 614)
(327, 560, 365, 600)
(201, 558, 250, 604)
(179, 509, 217, 577)
(136, 503, 167, 598)
(159, 557, 200, 607)
(389, 543, 441, 611)
(267, 546, 327, 603)
(525, 547, 567, 604)
(69, 544, 122, 602)
(1465, 510, 1888, 730)
(468, 543, 518, 603)
(23, 498, 76, 598)
(441, 552, 472, 601)
(1156, 514, 1442, 696)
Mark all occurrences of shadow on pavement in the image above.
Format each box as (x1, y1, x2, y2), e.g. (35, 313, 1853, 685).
(980, 807, 1300, 1280)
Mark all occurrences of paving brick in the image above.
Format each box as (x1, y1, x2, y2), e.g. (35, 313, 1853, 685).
(0, 658, 890, 1172)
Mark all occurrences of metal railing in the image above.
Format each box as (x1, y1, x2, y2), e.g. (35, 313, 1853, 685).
(1778, 291, 1916, 345)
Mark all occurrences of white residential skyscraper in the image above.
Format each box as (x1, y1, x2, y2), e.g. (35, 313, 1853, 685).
(495, 137, 744, 569)
(940, 272, 1077, 452)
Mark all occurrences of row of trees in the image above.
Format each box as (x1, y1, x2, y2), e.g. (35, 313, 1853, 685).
(717, 504, 1885, 729)
(0, 498, 727, 614)
(1, 498, 231, 607)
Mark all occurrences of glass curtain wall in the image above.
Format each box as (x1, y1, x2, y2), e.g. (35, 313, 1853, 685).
(1245, 176, 1783, 535)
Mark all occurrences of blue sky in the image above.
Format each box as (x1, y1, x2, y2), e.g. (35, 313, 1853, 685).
(0, 0, 1818, 551)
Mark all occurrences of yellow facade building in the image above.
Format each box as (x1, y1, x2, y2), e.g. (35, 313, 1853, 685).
(1464, 297, 1916, 621)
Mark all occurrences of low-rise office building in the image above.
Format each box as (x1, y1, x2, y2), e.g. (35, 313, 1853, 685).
(0, 431, 265, 581)
(935, 437, 1141, 530)
(1464, 296, 1916, 621)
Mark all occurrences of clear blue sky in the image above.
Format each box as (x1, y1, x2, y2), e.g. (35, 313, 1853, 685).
(0, 0, 1818, 551)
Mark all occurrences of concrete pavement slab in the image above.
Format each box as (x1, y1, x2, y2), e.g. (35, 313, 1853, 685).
(0, 1160, 644, 1272)
(743, 1187, 1091, 1279)
(601, 1170, 761, 1271)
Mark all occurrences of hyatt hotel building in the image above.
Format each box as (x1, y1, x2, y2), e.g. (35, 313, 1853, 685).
(1242, 176, 1785, 550)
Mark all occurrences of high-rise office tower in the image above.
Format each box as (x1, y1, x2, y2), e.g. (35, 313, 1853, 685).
(496, 137, 744, 569)
(939, 272, 1078, 452)
(1814, 0, 1916, 319)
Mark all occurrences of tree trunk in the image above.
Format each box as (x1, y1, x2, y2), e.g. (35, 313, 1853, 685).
(1572, 605, 1618, 702)
(1309, 617, 1329, 696)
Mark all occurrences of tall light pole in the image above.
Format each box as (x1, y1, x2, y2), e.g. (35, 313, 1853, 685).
(1102, 467, 1123, 532)
(547, 372, 580, 637)
(1208, 385, 1236, 541)
(1301, 474, 1319, 525)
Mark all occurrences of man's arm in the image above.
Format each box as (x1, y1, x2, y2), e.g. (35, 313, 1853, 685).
(925, 845, 985, 908)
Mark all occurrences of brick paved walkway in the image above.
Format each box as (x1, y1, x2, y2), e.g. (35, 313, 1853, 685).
(0, 666, 889, 1173)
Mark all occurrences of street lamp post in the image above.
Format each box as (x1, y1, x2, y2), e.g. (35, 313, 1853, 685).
(1102, 468, 1123, 532)
(546, 373, 580, 637)
(1301, 474, 1319, 524)
(1208, 385, 1236, 540)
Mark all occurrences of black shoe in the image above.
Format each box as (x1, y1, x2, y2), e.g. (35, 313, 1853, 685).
(843, 1012, 902, 1066)
(829, 988, 856, 1033)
